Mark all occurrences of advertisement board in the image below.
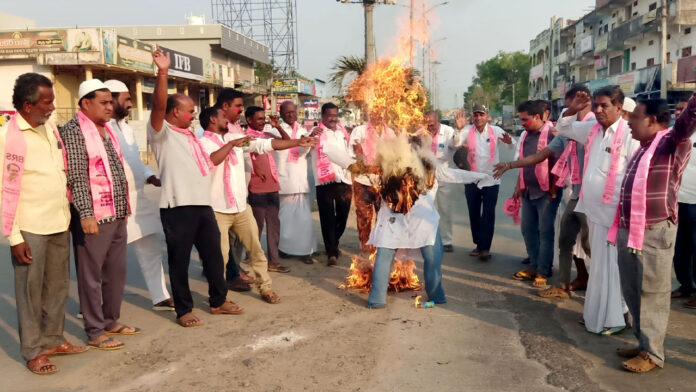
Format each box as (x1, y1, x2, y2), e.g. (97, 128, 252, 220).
(303, 98, 319, 120)
(298, 79, 315, 96)
(0, 30, 67, 57)
(160, 46, 203, 81)
(66, 28, 100, 52)
(106, 34, 154, 73)
(272, 78, 297, 93)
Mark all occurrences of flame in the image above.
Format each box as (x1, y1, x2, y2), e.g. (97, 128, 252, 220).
(339, 251, 421, 292)
(414, 295, 422, 308)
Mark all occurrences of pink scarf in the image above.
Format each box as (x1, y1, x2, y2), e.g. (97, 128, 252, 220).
(362, 122, 379, 165)
(77, 110, 130, 220)
(228, 122, 243, 135)
(429, 124, 440, 154)
(204, 131, 237, 208)
(286, 122, 301, 163)
(169, 123, 213, 177)
(467, 124, 496, 171)
(580, 118, 626, 202)
(607, 129, 670, 253)
(246, 128, 279, 182)
(518, 121, 551, 191)
(503, 197, 521, 225)
(316, 122, 350, 184)
(551, 141, 581, 187)
(2, 116, 67, 235)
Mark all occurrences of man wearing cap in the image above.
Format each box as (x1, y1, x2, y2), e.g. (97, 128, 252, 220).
(60, 78, 138, 350)
(2, 73, 88, 374)
(463, 104, 513, 260)
(104, 79, 173, 311)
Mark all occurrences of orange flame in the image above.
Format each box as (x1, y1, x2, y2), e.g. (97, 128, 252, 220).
(340, 251, 421, 292)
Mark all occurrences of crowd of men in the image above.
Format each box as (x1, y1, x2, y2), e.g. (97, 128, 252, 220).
(2, 45, 696, 375)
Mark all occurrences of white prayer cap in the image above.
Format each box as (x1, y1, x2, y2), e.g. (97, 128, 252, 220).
(623, 97, 636, 113)
(78, 79, 109, 100)
(104, 79, 129, 94)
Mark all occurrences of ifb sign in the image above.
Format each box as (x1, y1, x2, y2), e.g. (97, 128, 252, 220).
(160, 46, 203, 81)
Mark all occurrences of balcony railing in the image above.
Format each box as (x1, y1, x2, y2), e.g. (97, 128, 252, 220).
(608, 8, 660, 51)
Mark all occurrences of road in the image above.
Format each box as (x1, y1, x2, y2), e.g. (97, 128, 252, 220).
(1, 147, 695, 391)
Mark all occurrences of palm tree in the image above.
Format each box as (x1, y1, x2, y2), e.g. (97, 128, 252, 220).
(329, 55, 367, 92)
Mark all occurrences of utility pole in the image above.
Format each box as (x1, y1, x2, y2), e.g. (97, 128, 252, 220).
(512, 82, 516, 117)
(660, 0, 668, 99)
(364, 2, 376, 65)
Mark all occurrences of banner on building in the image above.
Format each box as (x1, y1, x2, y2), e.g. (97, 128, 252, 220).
(615, 72, 636, 94)
(530, 63, 544, 80)
(203, 60, 223, 85)
(677, 55, 696, 84)
(303, 99, 319, 120)
(66, 29, 100, 53)
(110, 35, 154, 73)
(272, 78, 297, 93)
(0, 30, 67, 57)
(580, 36, 593, 54)
(298, 79, 316, 96)
(160, 46, 203, 81)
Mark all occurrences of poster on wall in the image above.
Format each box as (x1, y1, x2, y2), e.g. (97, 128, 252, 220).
(0, 30, 67, 57)
(66, 28, 100, 52)
(115, 36, 154, 73)
(303, 99, 319, 121)
(102, 29, 117, 65)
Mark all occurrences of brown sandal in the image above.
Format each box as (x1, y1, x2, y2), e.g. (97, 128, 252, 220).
(532, 275, 548, 288)
(176, 312, 204, 327)
(261, 290, 281, 304)
(27, 354, 58, 375)
(538, 286, 570, 299)
(210, 300, 244, 315)
(105, 324, 141, 336)
(622, 351, 657, 373)
(513, 269, 536, 281)
(43, 342, 88, 356)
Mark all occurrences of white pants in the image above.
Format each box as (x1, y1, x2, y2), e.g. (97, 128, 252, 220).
(583, 221, 628, 333)
(131, 234, 170, 305)
(278, 193, 316, 255)
(435, 182, 455, 246)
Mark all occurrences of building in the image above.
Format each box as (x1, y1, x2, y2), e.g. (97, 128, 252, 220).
(528, 0, 696, 118)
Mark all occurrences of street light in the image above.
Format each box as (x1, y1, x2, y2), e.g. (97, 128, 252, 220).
(427, 37, 447, 88)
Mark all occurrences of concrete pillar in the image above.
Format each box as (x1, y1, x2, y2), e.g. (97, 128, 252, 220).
(184, 84, 189, 96)
(84, 66, 93, 80)
(208, 88, 215, 107)
(135, 76, 144, 121)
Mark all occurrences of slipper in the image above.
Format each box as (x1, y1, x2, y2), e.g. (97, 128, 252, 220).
(261, 290, 281, 304)
(105, 325, 141, 336)
(268, 263, 290, 273)
(177, 312, 204, 327)
(469, 249, 480, 257)
(301, 255, 314, 265)
(327, 256, 338, 266)
(513, 270, 536, 281)
(210, 300, 244, 315)
(88, 337, 125, 351)
(27, 354, 58, 375)
(532, 275, 548, 288)
(538, 286, 570, 299)
(43, 342, 88, 356)
(600, 326, 626, 336)
(622, 351, 657, 373)
(152, 298, 175, 311)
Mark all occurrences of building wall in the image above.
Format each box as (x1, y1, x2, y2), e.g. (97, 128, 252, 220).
(0, 60, 52, 111)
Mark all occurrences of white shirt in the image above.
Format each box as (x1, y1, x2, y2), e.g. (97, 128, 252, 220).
(428, 124, 462, 169)
(368, 184, 440, 249)
(349, 124, 396, 186)
(464, 123, 514, 187)
(148, 120, 213, 208)
(199, 131, 274, 214)
(556, 115, 640, 226)
(310, 127, 352, 186)
(264, 122, 310, 194)
(678, 134, 696, 204)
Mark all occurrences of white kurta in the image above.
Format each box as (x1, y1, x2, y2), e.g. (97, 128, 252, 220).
(110, 119, 160, 243)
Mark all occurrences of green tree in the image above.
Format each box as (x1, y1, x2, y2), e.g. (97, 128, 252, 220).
(463, 51, 529, 112)
(329, 55, 367, 92)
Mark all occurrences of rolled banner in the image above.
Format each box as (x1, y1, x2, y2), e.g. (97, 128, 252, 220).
(503, 197, 521, 225)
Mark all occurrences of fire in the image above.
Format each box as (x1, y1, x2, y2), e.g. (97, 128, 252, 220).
(340, 252, 421, 292)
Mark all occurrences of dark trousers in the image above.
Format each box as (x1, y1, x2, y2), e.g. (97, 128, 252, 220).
(13, 231, 70, 361)
(316, 182, 352, 258)
(558, 198, 591, 286)
(248, 191, 280, 266)
(464, 184, 499, 252)
(674, 202, 696, 294)
(71, 215, 127, 340)
(160, 206, 227, 318)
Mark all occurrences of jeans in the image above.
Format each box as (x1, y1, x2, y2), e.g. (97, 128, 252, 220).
(464, 184, 499, 252)
(520, 193, 562, 277)
(673, 202, 696, 294)
(368, 231, 446, 308)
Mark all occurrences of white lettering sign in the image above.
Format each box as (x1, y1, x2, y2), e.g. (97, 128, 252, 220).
(174, 53, 191, 71)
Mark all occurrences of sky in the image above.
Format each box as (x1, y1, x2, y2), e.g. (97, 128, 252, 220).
(3, 0, 595, 109)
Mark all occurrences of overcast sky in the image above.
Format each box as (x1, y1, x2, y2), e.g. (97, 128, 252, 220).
(4, 0, 594, 108)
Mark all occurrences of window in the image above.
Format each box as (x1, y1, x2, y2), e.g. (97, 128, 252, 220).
(649, 3, 657, 11)
(632, 46, 637, 51)
(683, 47, 692, 57)
(634, 1, 638, 5)
(612, 22, 616, 28)
(647, 58, 655, 66)
(631, 62, 637, 70)
(649, 40, 654, 46)
(633, 12, 638, 16)
(686, 28, 692, 35)
(667, 52, 671, 63)
(668, 34, 671, 39)
(612, 12, 616, 18)
(604, 25, 609, 33)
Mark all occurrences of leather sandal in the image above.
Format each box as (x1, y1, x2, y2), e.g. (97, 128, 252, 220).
(622, 351, 657, 373)
(210, 300, 244, 315)
(43, 342, 88, 356)
(538, 286, 570, 299)
(27, 354, 58, 375)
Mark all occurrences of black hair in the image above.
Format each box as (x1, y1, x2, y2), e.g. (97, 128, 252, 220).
(216, 88, 244, 108)
(12, 73, 53, 111)
(244, 106, 264, 120)
(78, 88, 110, 109)
(534, 100, 550, 112)
(321, 102, 338, 115)
(638, 98, 671, 127)
(565, 83, 590, 99)
(593, 85, 624, 107)
(200, 106, 220, 130)
(425, 110, 440, 119)
(517, 100, 544, 118)
(165, 94, 191, 114)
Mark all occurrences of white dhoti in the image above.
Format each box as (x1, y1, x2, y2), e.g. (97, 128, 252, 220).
(583, 221, 628, 333)
(131, 234, 170, 304)
(279, 193, 316, 255)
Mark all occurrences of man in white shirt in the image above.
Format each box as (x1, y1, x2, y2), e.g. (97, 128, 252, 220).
(148, 46, 242, 328)
(463, 104, 513, 260)
(423, 111, 463, 252)
(672, 100, 696, 307)
(557, 86, 639, 335)
(308, 103, 354, 266)
(104, 79, 173, 311)
(265, 101, 316, 264)
(198, 104, 316, 304)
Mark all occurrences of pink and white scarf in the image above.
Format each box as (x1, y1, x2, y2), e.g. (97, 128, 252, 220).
(204, 131, 237, 208)
(246, 128, 279, 182)
(551, 112, 596, 187)
(228, 122, 244, 135)
(580, 118, 627, 202)
(316, 122, 350, 184)
(2, 116, 68, 235)
(607, 128, 670, 253)
(467, 124, 496, 172)
(429, 124, 440, 154)
(286, 122, 301, 163)
(170, 123, 214, 177)
(77, 110, 130, 220)
(518, 121, 551, 191)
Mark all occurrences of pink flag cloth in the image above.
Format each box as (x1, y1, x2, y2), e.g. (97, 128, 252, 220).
(203, 131, 237, 208)
(518, 121, 551, 191)
(503, 197, 521, 225)
(467, 124, 496, 172)
(286, 122, 300, 163)
(316, 122, 350, 184)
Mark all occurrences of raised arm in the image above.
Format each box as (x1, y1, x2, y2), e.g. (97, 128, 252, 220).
(150, 46, 170, 132)
(661, 94, 696, 154)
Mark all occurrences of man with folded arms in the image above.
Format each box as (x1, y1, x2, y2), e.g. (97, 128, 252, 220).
(2, 73, 87, 374)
